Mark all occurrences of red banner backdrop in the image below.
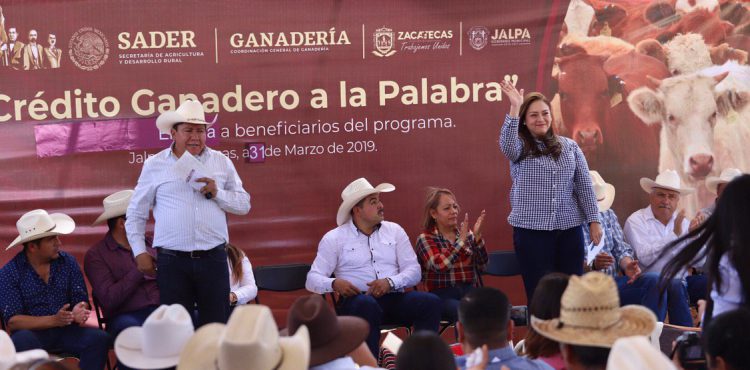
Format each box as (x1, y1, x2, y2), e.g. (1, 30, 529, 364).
(2, 0, 748, 314)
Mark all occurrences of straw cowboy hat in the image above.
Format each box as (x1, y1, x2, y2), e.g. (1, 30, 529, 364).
(177, 305, 310, 370)
(115, 304, 195, 369)
(155, 99, 216, 135)
(0, 331, 49, 370)
(6, 209, 75, 250)
(606, 336, 676, 370)
(531, 272, 656, 348)
(706, 168, 743, 195)
(281, 295, 369, 366)
(590, 171, 615, 212)
(92, 190, 134, 225)
(336, 177, 395, 226)
(639, 169, 694, 195)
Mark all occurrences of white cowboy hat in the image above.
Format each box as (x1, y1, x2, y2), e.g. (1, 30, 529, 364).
(177, 305, 310, 370)
(606, 336, 676, 370)
(92, 190, 134, 225)
(639, 169, 694, 195)
(0, 331, 49, 370)
(590, 171, 615, 212)
(532, 272, 656, 348)
(705, 168, 743, 195)
(155, 99, 216, 135)
(115, 304, 195, 369)
(6, 209, 75, 250)
(336, 178, 395, 226)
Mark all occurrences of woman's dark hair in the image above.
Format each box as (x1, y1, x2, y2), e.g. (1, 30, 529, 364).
(518, 92, 561, 160)
(396, 331, 456, 370)
(524, 272, 570, 358)
(658, 175, 750, 317)
(226, 243, 245, 285)
(704, 308, 750, 369)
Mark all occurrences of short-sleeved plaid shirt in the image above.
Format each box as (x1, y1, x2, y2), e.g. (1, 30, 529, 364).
(499, 114, 599, 230)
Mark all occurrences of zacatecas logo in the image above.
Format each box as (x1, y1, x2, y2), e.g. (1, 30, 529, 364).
(372, 27, 395, 57)
(69, 27, 109, 71)
(467, 26, 532, 49)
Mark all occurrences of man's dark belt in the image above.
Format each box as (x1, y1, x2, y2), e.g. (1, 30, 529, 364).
(157, 243, 226, 259)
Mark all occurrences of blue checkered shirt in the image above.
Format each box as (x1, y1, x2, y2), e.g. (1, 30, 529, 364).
(500, 114, 599, 230)
(582, 209, 634, 277)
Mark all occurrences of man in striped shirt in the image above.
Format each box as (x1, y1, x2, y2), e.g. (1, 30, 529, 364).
(126, 100, 250, 326)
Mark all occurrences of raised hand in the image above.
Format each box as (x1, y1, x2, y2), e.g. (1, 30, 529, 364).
(500, 80, 524, 114)
(473, 209, 486, 242)
(674, 209, 686, 236)
(688, 211, 706, 233)
(460, 213, 469, 246)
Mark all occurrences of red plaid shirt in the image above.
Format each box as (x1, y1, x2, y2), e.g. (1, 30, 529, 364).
(415, 228, 488, 291)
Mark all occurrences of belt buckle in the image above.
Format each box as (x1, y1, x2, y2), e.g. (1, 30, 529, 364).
(189, 250, 201, 259)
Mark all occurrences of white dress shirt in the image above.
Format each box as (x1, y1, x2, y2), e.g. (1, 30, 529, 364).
(126, 146, 251, 256)
(623, 206, 690, 274)
(306, 220, 421, 293)
(712, 254, 744, 317)
(229, 255, 257, 305)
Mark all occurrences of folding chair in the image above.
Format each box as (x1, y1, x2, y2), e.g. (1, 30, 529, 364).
(91, 296, 115, 370)
(478, 250, 528, 327)
(253, 263, 312, 304)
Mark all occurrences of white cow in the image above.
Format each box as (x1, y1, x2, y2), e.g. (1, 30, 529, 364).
(627, 63, 750, 216)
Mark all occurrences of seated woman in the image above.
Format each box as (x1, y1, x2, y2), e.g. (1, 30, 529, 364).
(522, 272, 569, 370)
(226, 243, 258, 309)
(415, 187, 488, 323)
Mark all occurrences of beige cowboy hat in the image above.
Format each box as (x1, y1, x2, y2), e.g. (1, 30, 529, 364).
(92, 189, 134, 225)
(336, 177, 395, 226)
(177, 305, 310, 370)
(639, 169, 694, 195)
(281, 295, 369, 366)
(590, 171, 615, 212)
(531, 272, 656, 348)
(155, 99, 217, 135)
(0, 331, 49, 370)
(706, 168, 743, 195)
(115, 304, 195, 369)
(6, 209, 75, 250)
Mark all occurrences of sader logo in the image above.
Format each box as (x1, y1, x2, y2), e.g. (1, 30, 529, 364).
(372, 27, 395, 57)
(69, 27, 109, 71)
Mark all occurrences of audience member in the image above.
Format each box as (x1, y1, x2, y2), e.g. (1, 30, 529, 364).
(226, 242, 257, 309)
(523, 273, 570, 370)
(660, 175, 750, 320)
(701, 308, 750, 370)
(306, 178, 441, 356)
(606, 336, 676, 370)
(456, 287, 552, 370)
(415, 187, 488, 323)
(0, 210, 108, 370)
(623, 170, 703, 325)
(532, 272, 657, 370)
(582, 171, 670, 322)
(396, 331, 458, 370)
(498, 81, 602, 301)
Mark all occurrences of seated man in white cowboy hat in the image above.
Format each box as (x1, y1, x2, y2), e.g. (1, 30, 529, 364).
(623, 169, 704, 326)
(582, 171, 670, 324)
(126, 99, 250, 327)
(84, 190, 159, 370)
(306, 177, 442, 357)
(0, 210, 109, 370)
(698, 168, 744, 220)
(531, 272, 657, 370)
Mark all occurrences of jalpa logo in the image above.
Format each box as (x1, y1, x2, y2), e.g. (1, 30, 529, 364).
(372, 27, 396, 57)
(467, 26, 489, 51)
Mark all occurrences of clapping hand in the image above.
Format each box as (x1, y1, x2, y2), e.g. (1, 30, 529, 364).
(52, 304, 73, 327)
(473, 210, 486, 242)
(688, 211, 706, 233)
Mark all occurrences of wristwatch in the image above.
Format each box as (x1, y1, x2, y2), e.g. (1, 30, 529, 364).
(386, 277, 395, 291)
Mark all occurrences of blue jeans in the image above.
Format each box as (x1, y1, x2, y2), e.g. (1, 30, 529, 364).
(686, 274, 707, 306)
(430, 283, 474, 323)
(513, 226, 585, 301)
(157, 245, 230, 327)
(337, 291, 441, 356)
(11, 325, 109, 370)
(108, 305, 159, 370)
(616, 273, 692, 326)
